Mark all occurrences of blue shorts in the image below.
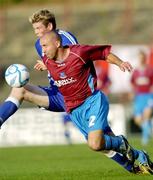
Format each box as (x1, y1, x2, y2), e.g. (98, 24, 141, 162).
(133, 93, 153, 116)
(39, 86, 65, 112)
(69, 90, 112, 139)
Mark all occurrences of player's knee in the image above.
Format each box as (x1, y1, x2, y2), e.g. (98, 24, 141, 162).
(88, 140, 105, 151)
(22, 88, 31, 101)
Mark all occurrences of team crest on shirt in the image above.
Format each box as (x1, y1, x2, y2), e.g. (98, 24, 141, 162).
(60, 72, 67, 79)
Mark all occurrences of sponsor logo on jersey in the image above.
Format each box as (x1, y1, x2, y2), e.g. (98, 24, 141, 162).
(55, 77, 77, 87)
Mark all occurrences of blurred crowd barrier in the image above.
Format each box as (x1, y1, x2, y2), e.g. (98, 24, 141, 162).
(0, 105, 126, 147)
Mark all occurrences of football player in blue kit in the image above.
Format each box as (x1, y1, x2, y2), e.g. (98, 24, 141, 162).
(0, 9, 152, 174)
(0, 9, 78, 125)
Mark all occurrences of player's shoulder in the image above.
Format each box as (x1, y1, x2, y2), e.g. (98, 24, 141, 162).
(57, 29, 72, 35)
(70, 44, 96, 54)
(57, 29, 78, 44)
(57, 29, 73, 38)
(69, 44, 83, 52)
(69, 45, 89, 60)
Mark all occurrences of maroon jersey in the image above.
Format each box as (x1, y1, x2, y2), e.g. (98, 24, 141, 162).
(43, 45, 111, 112)
(131, 66, 153, 94)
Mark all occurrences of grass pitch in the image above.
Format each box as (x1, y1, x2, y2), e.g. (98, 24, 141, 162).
(0, 137, 153, 180)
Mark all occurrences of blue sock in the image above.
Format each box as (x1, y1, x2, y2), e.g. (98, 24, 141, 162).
(105, 151, 133, 172)
(0, 97, 20, 126)
(141, 120, 151, 145)
(104, 134, 123, 151)
(104, 135, 142, 167)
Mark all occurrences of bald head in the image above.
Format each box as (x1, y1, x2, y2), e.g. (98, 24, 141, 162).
(40, 30, 61, 45)
(40, 30, 62, 59)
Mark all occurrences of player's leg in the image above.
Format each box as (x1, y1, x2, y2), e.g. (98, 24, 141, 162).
(138, 151, 153, 174)
(141, 107, 152, 145)
(0, 87, 24, 126)
(0, 84, 49, 127)
(87, 130, 134, 160)
(88, 129, 153, 174)
(21, 84, 50, 108)
(62, 113, 72, 144)
(104, 130, 153, 174)
(85, 91, 133, 161)
(103, 150, 141, 174)
(70, 90, 153, 174)
(88, 129, 146, 174)
(133, 115, 142, 127)
(133, 94, 153, 145)
(104, 130, 137, 173)
(70, 91, 137, 173)
(85, 91, 153, 174)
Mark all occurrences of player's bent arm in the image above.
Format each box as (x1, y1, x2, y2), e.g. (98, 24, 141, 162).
(106, 53, 133, 72)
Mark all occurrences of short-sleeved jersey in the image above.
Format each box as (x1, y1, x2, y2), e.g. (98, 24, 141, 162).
(35, 29, 78, 87)
(131, 66, 153, 94)
(43, 44, 111, 112)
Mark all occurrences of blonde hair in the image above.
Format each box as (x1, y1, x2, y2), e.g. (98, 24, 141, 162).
(29, 9, 56, 29)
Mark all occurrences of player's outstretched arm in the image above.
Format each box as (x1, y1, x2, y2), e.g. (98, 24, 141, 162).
(106, 53, 133, 72)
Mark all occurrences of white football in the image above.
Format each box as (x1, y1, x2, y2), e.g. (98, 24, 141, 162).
(5, 64, 30, 88)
